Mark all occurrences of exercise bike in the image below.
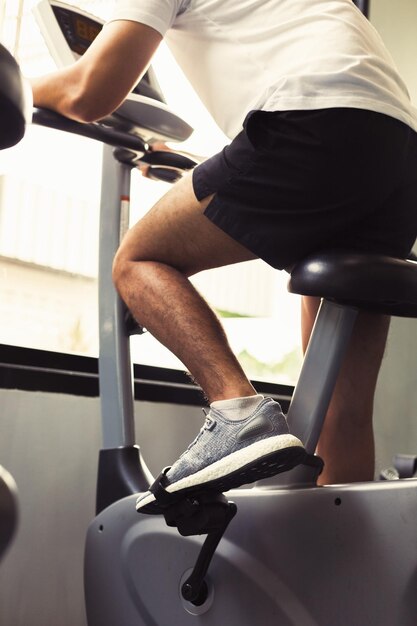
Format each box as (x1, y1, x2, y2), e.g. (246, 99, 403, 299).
(32, 2, 417, 624)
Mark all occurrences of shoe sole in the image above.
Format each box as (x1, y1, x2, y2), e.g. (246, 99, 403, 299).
(137, 434, 305, 513)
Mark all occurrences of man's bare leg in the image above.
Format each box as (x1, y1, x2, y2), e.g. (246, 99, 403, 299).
(112, 172, 257, 403)
(113, 172, 305, 510)
(301, 296, 390, 484)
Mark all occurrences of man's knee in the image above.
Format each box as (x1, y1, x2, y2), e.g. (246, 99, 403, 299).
(112, 248, 130, 295)
(111, 223, 152, 294)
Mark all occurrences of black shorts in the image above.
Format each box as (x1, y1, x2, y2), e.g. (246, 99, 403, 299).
(192, 108, 417, 270)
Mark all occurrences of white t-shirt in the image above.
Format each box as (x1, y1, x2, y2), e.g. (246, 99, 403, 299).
(108, 0, 417, 139)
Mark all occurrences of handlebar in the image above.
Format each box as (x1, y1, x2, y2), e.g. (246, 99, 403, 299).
(32, 107, 198, 182)
(32, 107, 148, 154)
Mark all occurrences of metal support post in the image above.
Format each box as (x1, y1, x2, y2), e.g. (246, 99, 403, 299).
(258, 300, 358, 487)
(98, 144, 135, 449)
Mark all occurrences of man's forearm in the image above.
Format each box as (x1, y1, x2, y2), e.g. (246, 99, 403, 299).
(30, 20, 162, 124)
(30, 68, 85, 121)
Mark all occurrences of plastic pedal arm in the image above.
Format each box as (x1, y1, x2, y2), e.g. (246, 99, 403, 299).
(148, 469, 239, 605)
(180, 498, 237, 606)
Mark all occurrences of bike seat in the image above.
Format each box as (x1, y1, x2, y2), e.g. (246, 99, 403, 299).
(289, 252, 417, 317)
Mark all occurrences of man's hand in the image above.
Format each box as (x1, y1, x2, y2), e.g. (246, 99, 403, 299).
(138, 142, 205, 180)
(137, 142, 172, 178)
(31, 20, 162, 123)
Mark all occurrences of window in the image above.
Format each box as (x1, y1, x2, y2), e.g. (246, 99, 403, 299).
(0, 0, 303, 386)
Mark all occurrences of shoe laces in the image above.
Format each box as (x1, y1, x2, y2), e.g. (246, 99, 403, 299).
(184, 412, 216, 452)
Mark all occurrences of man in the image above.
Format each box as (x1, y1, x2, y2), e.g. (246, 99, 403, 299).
(32, 0, 417, 512)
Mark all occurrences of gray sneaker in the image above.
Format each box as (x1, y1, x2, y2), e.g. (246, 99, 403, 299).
(136, 398, 305, 513)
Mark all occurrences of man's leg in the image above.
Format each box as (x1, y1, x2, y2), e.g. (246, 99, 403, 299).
(301, 296, 390, 484)
(112, 172, 258, 402)
(113, 172, 305, 510)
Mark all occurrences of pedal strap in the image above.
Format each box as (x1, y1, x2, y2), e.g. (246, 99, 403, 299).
(148, 467, 179, 506)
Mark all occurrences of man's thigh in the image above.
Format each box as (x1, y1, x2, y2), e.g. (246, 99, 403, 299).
(115, 172, 257, 276)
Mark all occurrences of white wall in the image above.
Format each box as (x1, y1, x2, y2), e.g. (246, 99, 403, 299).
(0, 389, 201, 626)
(371, 0, 417, 105)
(370, 0, 417, 471)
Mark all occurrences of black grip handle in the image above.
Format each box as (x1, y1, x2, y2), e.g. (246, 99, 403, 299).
(32, 107, 147, 153)
(140, 150, 197, 170)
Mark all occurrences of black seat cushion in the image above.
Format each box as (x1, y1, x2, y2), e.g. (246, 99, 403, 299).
(288, 252, 417, 317)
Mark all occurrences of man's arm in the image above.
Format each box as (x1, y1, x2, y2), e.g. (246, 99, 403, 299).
(31, 20, 162, 123)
